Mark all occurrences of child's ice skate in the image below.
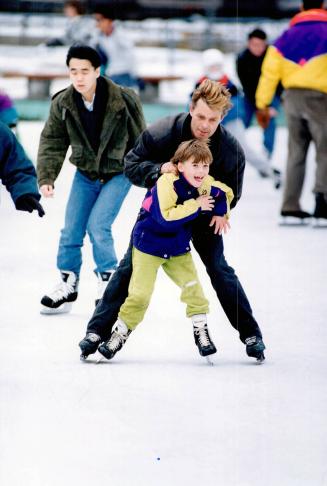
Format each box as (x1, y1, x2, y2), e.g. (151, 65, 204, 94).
(98, 319, 132, 361)
(192, 314, 217, 364)
(245, 336, 266, 363)
(79, 333, 101, 360)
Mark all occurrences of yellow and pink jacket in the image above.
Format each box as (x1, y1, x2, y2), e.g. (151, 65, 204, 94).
(256, 8, 327, 109)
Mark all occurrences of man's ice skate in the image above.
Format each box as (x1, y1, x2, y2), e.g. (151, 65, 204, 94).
(98, 319, 132, 360)
(79, 333, 101, 360)
(245, 336, 266, 363)
(192, 314, 217, 362)
(95, 270, 114, 306)
(40, 271, 78, 314)
(279, 210, 311, 226)
(312, 193, 327, 228)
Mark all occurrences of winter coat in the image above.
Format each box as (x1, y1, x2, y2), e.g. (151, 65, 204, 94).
(133, 172, 234, 259)
(37, 76, 146, 187)
(124, 112, 245, 208)
(256, 8, 327, 109)
(0, 121, 40, 205)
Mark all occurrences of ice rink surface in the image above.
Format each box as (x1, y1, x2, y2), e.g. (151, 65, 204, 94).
(0, 122, 326, 486)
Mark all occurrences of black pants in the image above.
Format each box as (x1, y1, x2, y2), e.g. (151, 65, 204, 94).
(86, 216, 262, 343)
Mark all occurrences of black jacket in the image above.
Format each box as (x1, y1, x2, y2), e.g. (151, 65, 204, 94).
(124, 112, 245, 208)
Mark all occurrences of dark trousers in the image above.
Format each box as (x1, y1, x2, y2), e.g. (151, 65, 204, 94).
(86, 216, 262, 343)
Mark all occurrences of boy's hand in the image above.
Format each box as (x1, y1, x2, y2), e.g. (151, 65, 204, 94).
(209, 215, 231, 235)
(197, 195, 214, 211)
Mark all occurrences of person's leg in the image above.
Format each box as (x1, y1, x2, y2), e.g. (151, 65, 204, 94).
(87, 173, 131, 273)
(118, 248, 163, 330)
(192, 217, 262, 343)
(57, 170, 99, 275)
(162, 252, 209, 317)
(281, 91, 311, 212)
(242, 96, 255, 128)
(263, 96, 279, 158)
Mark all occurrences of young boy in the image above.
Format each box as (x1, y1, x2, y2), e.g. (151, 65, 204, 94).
(83, 139, 233, 361)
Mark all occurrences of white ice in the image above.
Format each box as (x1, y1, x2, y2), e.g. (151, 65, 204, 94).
(0, 121, 326, 486)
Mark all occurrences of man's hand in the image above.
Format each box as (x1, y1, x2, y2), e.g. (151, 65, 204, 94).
(40, 184, 54, 198)
(160, 162, 178, 176)
(15, 195, 45, 217)
(197, 195, 214, 211)
(209, 215, 230, 235)
(256, 108, 271, 129)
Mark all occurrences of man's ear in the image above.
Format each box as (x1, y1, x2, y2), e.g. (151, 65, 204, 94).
(95, 67, 101, 78)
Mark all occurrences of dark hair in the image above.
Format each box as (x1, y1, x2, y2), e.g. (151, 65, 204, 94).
(64, 1, 85, 15)
(248, 28, 267, 40)
(302, 0, 324, 9)
(66, 45, 101, 68)
(93, 4, 117, 20)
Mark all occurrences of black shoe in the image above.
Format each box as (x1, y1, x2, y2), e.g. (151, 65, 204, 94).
(79, 333, 101, 360)
(41, 271, 79, 314)
(98, 321, 132, 360)
(313, 193, 327, 219)
(192, 315, 217, 357)
(280, 210, 312, 226)
(245, 336, 266, 361)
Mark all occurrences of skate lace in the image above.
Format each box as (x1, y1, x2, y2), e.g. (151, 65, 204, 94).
(194, 326, 211, 347)
(107, 331, 128, 352)
(86, 333, 100, 343)
(49, 281, 75, 302)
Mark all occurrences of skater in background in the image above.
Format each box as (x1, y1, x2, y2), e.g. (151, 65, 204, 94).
(0, 121, 44, 216)
(0, 90, 19, 129)
(237, 28, 281, 160)
(37, 45, 145, 315)
(256, 0, 327, 225)
(92, 139, 233, 362)
(79, 79, 266, 363)
(196, 48, 281, 189)
(92, 4, 138, 89)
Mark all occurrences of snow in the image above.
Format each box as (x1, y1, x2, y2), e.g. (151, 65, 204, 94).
(0, 121, 326, 486)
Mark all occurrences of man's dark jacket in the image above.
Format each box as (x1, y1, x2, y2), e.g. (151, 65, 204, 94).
(125, 112, 245, 208)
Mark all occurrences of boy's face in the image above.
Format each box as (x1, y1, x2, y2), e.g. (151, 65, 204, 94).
(177, 157, 210, 188)
(94, 14, 114, 35)
(190, 98, 222, 140)
(68, 58, 100, 97)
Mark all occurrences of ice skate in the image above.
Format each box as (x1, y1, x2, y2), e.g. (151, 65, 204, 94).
(79, 333, 101, 360)
(98, 319, 132, 360)
(192, 314, 217, 358)
(279, 210, 311, 226)
(312, 193, 327, 228)
(245, 336, 266, 363)
(40, 271, 78, 314)
(95, 270, 114, 306)
(272, 168, 282, 190)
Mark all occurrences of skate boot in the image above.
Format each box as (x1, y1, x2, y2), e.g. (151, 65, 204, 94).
(312, 193, 327, 228)
(95, 270, 113, 306)
(40, 271, 79, 314)
(245, 336, 266, 363)
(279, 210, 311, 226)
(79, 333, 101, 360)
(192, 314, 217, 358)
(98, 319, 132, 360)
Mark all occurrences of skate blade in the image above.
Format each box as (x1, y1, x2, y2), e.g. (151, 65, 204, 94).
(279, 216, 311, 227)
(40, 302, 73, 315)
(80, 354, 88, 361)
(312, 218, 327, 228)
(256, 354, 265, 364)
(205, 356, 214, 366)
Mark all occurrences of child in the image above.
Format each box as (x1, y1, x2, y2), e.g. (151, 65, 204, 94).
(93, 139, 234, 362)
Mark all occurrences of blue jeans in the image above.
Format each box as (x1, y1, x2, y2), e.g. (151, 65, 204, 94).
(57, 170, 131, 275)
(243, 95, 280, 157)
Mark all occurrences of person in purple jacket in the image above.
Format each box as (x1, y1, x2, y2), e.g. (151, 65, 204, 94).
(93, 139, 234, 362)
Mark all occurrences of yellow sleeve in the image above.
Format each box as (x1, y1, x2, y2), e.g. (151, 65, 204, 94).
(199, 176, 234, 218)
(256, 46, 283, 109)
(156, 173, 200, 221)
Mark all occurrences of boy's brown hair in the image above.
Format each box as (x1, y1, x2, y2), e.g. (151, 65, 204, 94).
(191, 78, 232, 117)
(170, 139, 213, 166)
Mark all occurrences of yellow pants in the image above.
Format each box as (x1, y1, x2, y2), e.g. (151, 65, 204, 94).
(119, 247, 209, 330)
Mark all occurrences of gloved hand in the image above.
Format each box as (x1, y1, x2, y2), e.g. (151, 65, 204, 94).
(256, 108, 271, 129)
(15, 194, 45, 217)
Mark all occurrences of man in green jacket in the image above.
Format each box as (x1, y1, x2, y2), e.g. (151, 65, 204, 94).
(37, 45, 146, 314)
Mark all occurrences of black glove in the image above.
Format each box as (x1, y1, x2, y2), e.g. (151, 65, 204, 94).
(15, 194, 45, 217)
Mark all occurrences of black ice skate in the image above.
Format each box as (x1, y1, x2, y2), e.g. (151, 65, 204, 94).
(245, 336, 266, 363)
(192, 314, 217, 360)
(279, 210, 311, 226)
(98, 320, 132, 361)
(312, 193, 327, 228)
(94, 270, 113, 306)
(79, 333, 101, 360)
(40, 271, 78, 314)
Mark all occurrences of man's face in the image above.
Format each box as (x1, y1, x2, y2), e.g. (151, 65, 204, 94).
(190, 98, 222, 140)
(177, 157, 210, 188)
(94, 14, 114, 35)
(68, 58, 100, 97)
(248, 37, 267, 57)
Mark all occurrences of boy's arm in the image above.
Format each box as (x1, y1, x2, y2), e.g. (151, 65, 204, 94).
(199, 177, 234, 218)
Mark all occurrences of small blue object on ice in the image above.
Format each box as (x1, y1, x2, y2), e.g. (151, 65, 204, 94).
(157, 457, 160, 461)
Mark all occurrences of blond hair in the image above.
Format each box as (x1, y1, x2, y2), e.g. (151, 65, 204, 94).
(191, 78, 232, 116)
(170, 139, 213, 166)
